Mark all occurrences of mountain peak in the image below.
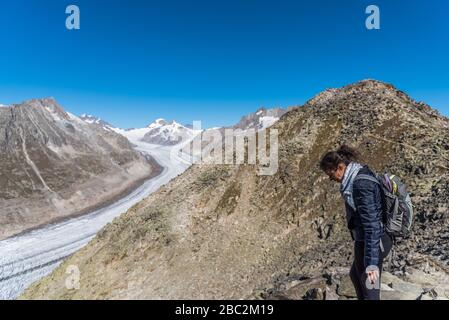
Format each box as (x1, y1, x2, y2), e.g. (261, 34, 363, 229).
(256, 107, 267, 115)
(79, 114, 113, 128)
(140, 118, 194, 145)
(171, 120, 183, 127)
(304, 79, 421, 114)
(233, 107, 287, 131)
(343, 79, 402, 93)
(24, 97, 59, 108)
(148, 118, 168, 127)
(15, 97, 71, 121)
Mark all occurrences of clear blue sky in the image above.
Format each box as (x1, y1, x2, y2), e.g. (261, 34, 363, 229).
(0, 0, 448, 129)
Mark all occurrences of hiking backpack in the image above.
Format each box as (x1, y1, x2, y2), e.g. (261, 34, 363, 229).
(355, 172, 414, 238)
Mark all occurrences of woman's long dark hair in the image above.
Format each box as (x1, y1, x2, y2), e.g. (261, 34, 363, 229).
(319, 145, 360, 172)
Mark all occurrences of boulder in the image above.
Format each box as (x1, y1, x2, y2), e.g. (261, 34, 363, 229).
(337, 274, 357, 298)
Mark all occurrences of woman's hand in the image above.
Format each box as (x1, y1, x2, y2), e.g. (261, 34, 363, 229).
(366, 267, 379, 284)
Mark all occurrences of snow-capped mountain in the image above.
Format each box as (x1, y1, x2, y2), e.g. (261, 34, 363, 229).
(79, 114, 114, 130)
(232, 107, 288, 131)
(141, 119, 199, 146)
(109, 119, 200, 146)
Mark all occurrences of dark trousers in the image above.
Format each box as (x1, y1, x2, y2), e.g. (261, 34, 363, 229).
(349, 233, 393, 300)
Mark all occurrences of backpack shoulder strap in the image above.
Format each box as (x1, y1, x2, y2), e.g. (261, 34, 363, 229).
(354, 174, 381, 185)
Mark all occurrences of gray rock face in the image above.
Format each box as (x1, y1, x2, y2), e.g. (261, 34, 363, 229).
(0, 98, 153, 240)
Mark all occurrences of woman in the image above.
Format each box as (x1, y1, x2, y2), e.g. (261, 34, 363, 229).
(319, 145, 393, 300)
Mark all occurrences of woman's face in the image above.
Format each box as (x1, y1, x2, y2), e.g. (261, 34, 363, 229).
(325, 163, 346, 183)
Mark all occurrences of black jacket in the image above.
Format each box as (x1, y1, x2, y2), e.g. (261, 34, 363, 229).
(345, 166, 385, 268)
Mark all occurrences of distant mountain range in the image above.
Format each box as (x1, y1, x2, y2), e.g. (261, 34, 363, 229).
(79, 107, 288, 146)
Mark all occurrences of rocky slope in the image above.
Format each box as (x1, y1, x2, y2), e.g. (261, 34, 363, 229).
(0, 98, 154, 240)
(22, 80, 449, 299)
